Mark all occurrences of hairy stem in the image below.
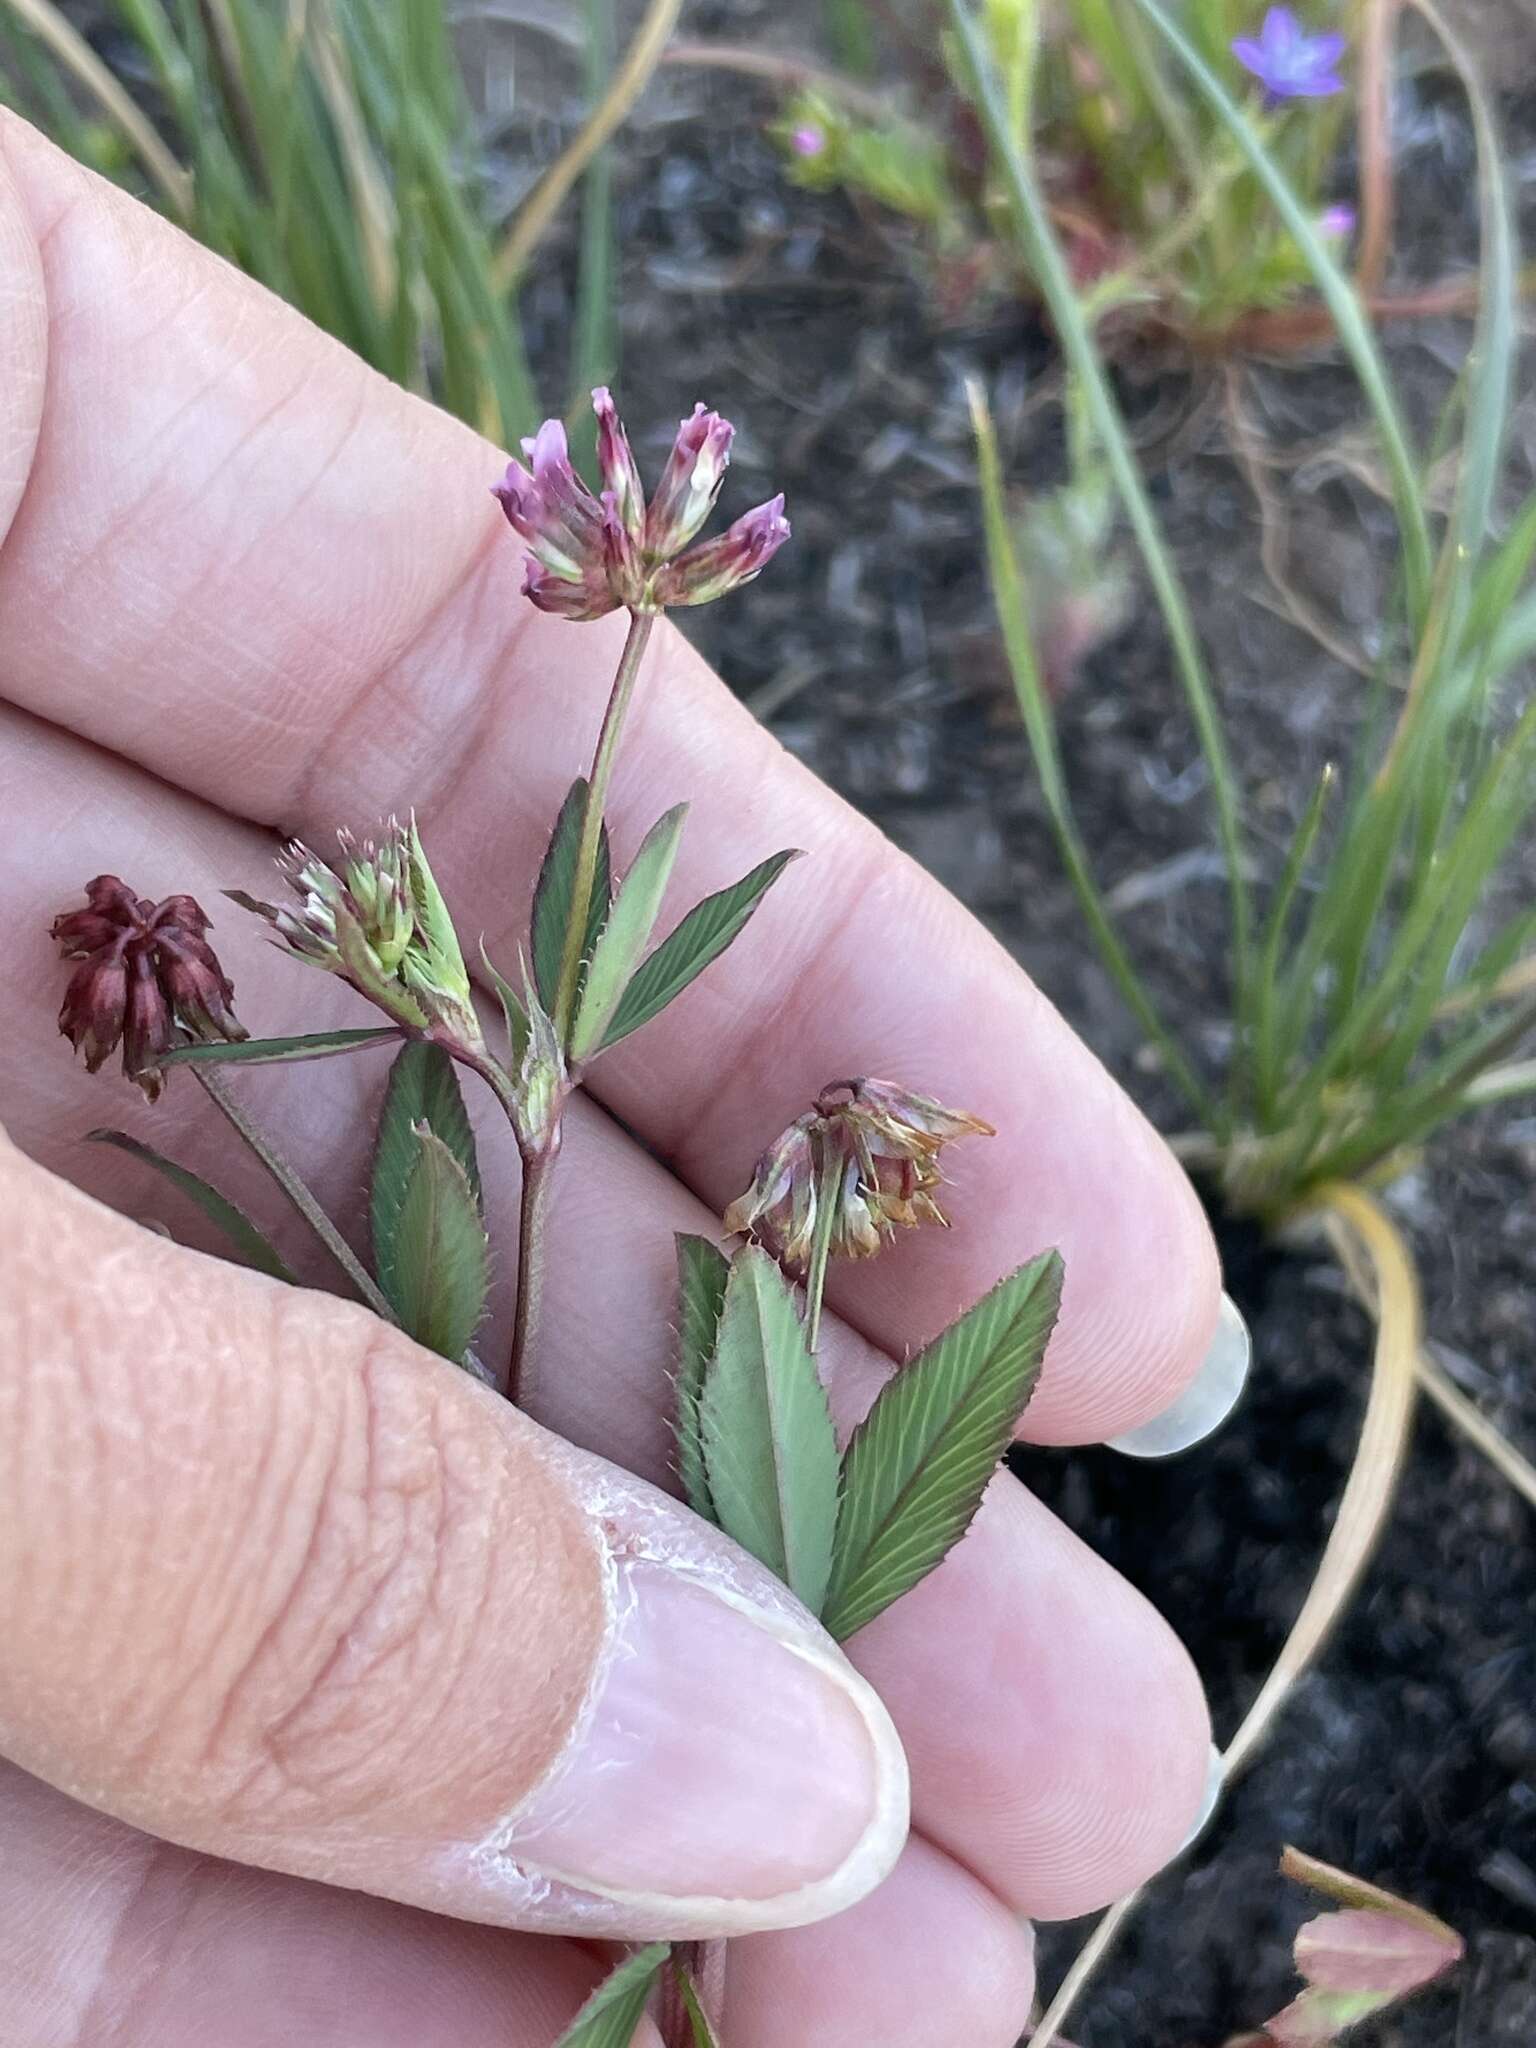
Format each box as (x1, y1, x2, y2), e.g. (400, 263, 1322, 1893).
(553, 607, 656, 1038)
(508, 1140, 559, 1409)
(191, 1064, 396, 1321)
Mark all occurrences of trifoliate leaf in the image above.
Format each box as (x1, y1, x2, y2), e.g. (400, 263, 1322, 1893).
(675, 1234, 730, 1520)
(699, 1246, 840, 1613)
(821, 1250, 1062, 1641)
(388, 1126, 490, 1366)
(158, 1027, 400, 1068)
(531, 776, 613, 1012)
(372, 1042, 482, 1302)
(599, 848, 801, 1051)
(570, 805, 688, 1061)
(550, 1944, 671, 2048)
(86, 1130, 298, 1284)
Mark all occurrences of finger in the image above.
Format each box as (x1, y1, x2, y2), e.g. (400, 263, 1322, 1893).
(0, 112, 1221, 1445)
(0, 1762, 662, 2048)
(726, 1837, 1036, 2048)
(4, 709, 1211, 1918)
(0, 1137, 908, 1941)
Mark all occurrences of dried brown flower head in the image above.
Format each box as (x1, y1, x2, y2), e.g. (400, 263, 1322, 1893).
(724, 1078, 994, 1276)
(51, 877, 246, 1100)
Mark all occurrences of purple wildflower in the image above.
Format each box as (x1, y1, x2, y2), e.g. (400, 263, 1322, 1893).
(790, 124, 827, 159)
(1232, 8, 1346, 100)
(493, 390, 788, 619)
(1319, 204, 1357, 238)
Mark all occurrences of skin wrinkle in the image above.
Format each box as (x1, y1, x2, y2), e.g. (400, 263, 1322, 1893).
(0, 1143, 609, 1863)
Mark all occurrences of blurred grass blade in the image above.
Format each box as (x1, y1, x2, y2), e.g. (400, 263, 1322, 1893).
(1120, 0, 1432, 625)
(4, 0, 193, 213)
(572, 0, 619, 406)
(496, 0, 682, 287)
(969, 380, 1220, 1130)
(87, 1129, 297, 1283)
(947, 0, 1254, 1034)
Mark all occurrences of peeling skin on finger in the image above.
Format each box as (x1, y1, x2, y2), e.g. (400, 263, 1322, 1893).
(432, 1440, 911, 1941)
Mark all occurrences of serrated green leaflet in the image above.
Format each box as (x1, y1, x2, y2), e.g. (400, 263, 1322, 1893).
(599, 848, 800, 1050)
(671, 1961, 722, 2048)
(550, 1943, 671, 2048)
(674, 1234, 730, 1520)
(570, 804, 688, 1061)
(86, 1131, 298, 1284)
(158, 1027, 400, 1068)
(699, 1246, 840, 1613)
(822, 1250, 1063, 1641)
(371, 1043, 482, 1302)
(531, 777, 613, 1012)
(388, 1126, 490, 1365)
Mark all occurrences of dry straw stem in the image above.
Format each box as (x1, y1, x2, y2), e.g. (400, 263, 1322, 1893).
(1355, 0, 1399, 298)
(1413, 1344, 1536, 1511)
(1028, 1182, 1420, 2048)
(307, 5, 397, 313)
(3, 0, 193, 215)
(494, 0, 682, 287)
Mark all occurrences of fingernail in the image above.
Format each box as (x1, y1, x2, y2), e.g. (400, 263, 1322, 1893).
(1108, 1292, 1252, 1459)
(1176, 1743, 1226, 1854)
(449, 1504, 910, 1939)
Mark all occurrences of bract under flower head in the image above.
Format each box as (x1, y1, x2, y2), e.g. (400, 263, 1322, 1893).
(1232, 8, 1346, 100)
(51, 876, 246, 1099)
(724, 1078, 994, 1277)
(492, 390, 789, 620)
(234, 820, 483, 1055)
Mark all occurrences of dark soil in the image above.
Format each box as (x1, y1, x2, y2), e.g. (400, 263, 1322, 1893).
(506, 7, 1536, 2040)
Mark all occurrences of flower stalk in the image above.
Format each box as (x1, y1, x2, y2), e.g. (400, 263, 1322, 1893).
(553, 607, 656, 1038)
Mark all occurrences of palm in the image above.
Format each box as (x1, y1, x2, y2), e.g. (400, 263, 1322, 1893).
(0, 112, 1215, 2045)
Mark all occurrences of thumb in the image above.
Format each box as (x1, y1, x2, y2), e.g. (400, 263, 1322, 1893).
(0, 1132, 907, 1939)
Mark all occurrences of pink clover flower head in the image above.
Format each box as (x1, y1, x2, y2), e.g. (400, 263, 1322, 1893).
(493, 391, 788, 620)
(1232, 8, 1346, 99)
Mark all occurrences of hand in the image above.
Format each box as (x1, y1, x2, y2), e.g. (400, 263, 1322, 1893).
(0, 112, 1221, 2045)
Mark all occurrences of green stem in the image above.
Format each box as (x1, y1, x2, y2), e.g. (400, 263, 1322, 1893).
(553, 606, 656, 1038)
(507, 1138, 558, 1409)
(191, 1064, 396, 1321)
